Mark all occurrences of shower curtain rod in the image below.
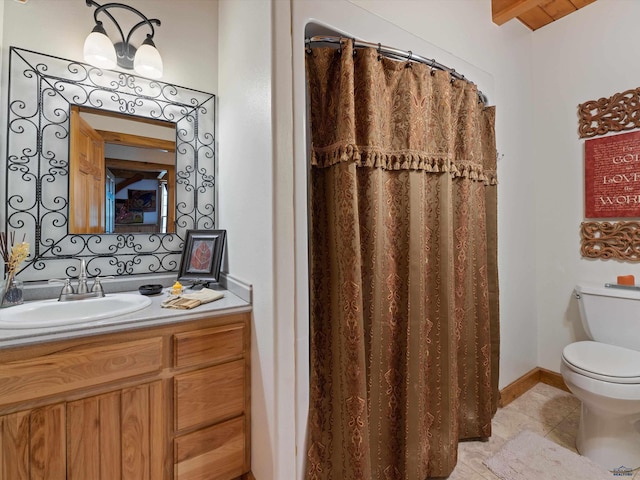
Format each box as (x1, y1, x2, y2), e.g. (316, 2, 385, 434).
(305, 35, 488, 105)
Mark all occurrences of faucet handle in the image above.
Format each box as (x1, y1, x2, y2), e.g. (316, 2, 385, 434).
(90, 278, 104, 296)
(62, 279, 75, 295)
(90, 276, 114, 297)
(49, 278, 75, 297)
(48, 278, 75, 294)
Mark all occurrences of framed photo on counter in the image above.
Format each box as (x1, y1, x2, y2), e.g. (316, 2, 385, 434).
(177, 229, 226, 286)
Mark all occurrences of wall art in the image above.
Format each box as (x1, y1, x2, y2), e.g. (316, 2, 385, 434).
(580, 221, 640, 261)
(584, 131, 640, 218)
(578, 87, 640, 139)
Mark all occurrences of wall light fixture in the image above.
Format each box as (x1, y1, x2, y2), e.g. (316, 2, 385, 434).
(83, 0, 163, 79)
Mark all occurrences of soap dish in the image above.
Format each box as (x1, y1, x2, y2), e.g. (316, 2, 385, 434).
(139, 284, 163, 296)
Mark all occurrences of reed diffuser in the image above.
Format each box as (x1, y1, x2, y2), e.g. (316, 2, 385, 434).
(0, 231, 29, 307)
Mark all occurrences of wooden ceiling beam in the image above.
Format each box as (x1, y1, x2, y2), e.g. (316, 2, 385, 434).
(570, 0, 597, 8)
(492, 0, 547, 25)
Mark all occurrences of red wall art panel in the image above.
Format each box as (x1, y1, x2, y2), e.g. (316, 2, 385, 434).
(585, 131, 640, 218)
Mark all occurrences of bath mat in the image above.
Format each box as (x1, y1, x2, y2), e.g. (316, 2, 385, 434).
(484, 430, 612, 480)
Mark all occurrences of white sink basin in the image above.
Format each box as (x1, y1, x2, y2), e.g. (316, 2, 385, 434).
(0, 294, 152, 329)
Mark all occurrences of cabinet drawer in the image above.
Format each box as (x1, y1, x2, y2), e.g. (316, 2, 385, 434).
(174, 360, 244, 432)
(0, 337, 163, 406)
(173, 323, 244, 369)
(175, 416, 245, 480)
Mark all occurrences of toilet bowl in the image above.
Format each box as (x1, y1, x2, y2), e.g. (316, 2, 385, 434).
(561, 341, 640, 470)
(561, 284, 640, 472)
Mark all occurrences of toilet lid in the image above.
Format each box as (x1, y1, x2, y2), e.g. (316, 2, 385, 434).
(562, 341, 640, 384)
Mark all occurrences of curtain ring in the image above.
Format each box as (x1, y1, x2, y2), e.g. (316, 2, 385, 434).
(450, 68, 456, 84)
(407, 50, 412, 61)
(305, 39, 312, 55)
(429, 58, 437, 75)
(377, 42, 382, 61)
(338, 36, 343, 54)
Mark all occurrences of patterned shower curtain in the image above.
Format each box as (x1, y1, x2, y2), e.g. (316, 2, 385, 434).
(305, 40, 499, 480)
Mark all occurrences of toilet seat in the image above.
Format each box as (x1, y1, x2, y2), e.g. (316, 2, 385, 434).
(562, 341, 640, 384)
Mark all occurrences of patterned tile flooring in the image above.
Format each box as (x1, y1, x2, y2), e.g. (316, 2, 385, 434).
(445, 382, 640, 479)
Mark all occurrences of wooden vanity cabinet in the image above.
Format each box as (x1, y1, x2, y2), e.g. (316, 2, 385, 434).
(172, 323, 250, 480)
(0, 311, 251, 480)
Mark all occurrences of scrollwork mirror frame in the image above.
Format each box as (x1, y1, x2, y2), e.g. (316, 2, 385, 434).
(5, 47, 216, 281)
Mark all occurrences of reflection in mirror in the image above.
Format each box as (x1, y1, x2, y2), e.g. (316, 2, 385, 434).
(6, 47, 215, 281)
(70, 107, 176, 235)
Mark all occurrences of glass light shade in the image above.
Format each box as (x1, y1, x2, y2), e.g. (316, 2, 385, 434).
(83, 31, 117, 69)
(134, 43, 163, 79)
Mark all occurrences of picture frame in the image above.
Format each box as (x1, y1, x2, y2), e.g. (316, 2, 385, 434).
(177, 229, 226, 286)
(115, 200, 144, 224)
(128, 189, 157, 212)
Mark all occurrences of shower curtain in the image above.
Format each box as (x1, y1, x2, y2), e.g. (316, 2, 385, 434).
(305, 40, 499, 480)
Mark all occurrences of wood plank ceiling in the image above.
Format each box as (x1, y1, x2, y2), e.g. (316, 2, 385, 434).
(492, 0, 597, 30)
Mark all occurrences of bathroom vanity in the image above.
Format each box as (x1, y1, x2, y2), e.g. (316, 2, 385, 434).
(0, 41, 248, 479)
(0, 291, 252, 480)
(0, 43, 247, 480)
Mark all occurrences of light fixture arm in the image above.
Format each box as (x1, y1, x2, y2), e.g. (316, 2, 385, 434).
(124, 19, 160, 48)
(85, 0, 161, 67)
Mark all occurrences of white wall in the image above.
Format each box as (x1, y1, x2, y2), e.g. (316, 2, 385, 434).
(532, 0, 640, 372)
(0, 1, 4, 82)
(217, 1, 279, 479)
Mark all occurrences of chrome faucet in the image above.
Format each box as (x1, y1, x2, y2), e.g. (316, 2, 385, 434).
(49, 259, 113, 301)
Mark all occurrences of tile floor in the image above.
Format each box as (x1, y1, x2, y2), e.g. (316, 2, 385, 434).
(445, 382, 640, 479)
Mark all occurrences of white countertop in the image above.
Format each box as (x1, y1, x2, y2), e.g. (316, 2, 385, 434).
(0, 287, 251, 349)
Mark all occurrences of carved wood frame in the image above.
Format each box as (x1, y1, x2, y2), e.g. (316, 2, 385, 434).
(578, 87, 640, 139)
(580, 221, 640, 261)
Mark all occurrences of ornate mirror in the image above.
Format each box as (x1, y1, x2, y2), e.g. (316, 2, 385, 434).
(5, 47, 216, 281)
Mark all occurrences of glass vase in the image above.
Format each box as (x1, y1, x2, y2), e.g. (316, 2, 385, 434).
(1, 277, 23, 308)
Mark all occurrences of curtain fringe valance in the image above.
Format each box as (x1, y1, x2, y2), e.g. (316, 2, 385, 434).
(311, 144, 497, 184)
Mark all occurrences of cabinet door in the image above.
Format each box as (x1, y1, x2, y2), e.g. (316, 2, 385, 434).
(0, 403, 66, 480)
(173, 323, 244, 369)
(175, 416, 245, 480)
(67, 381, 166, 480)
(0, 336, 163, 408)
(174, 360, 244, 433)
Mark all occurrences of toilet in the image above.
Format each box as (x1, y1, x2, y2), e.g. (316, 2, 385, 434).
(560, 283, 640, 472)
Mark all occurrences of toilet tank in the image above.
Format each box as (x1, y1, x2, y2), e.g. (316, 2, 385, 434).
(575, 283, 640, 351)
